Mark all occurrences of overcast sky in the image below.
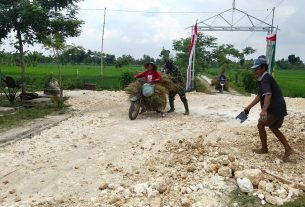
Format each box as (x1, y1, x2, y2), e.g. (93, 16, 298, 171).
(1, 0, 304, 61)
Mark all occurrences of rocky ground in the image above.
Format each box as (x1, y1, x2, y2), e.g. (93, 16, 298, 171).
(0, 90, 304, 207)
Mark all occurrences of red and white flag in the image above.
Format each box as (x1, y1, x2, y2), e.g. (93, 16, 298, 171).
(266, 33, 276, 42)
(186, 21, 198, 90)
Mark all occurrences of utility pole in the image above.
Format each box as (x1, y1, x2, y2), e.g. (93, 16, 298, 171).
(101, 7, 106, 78)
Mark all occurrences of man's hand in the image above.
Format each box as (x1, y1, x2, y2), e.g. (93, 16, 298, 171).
(244, 106, 251, 115)
(260, 109, 267, 122)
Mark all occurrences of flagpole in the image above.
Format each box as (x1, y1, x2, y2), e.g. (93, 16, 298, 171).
(101, 7, 106, 78)
(191, 41, 196, 90)
(186, 27, 194, 90)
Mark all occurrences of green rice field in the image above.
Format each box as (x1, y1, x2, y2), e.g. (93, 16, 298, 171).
(0, 64, 141, 91)
(206, 68, 305, 98)
(1, 64, 304, 98)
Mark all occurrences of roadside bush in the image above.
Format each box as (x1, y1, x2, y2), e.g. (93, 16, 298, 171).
(195, 77, 212, 94)
(120, 72, 135, 89)
(241, 70, 257, 93)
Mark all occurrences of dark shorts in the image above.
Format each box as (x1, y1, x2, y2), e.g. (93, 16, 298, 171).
(259, 114, 284, 129)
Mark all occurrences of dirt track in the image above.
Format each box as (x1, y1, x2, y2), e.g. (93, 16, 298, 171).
(0, 90, 304, 207)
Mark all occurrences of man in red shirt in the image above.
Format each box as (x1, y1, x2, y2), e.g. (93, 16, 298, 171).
(135, 62, 162, 84)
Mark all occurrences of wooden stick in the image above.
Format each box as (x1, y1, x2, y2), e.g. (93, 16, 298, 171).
(0, 169, 18, 181)
(262, 169, 305, 191)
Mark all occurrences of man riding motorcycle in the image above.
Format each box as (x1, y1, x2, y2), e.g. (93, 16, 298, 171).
(218, 72, 227, 93)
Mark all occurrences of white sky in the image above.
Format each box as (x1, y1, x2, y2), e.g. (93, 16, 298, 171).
(1, 0, 304, 61)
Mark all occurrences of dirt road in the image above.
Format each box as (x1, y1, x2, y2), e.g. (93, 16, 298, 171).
(0, 90, 304, 207)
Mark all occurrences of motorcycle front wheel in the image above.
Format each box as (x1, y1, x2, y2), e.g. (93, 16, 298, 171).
(129, 101, 141, 120)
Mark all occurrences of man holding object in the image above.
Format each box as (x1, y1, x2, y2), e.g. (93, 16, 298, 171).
(244, 57, 294, 161)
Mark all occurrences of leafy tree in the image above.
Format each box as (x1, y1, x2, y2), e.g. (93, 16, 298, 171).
(26, 51, 43, 67)
(288, 54, 303, 65)
(240, 46, 256, 66)
(213, 44, 241, 66)
(104, 54, 116, 65)
(172, 33, 217, 76)
(0, 0, 83, 92)
(140, 54, 154, 65)
(159, 47, 170, 64)
(62, 45, 86, 64)
(115, 54, 135, 68)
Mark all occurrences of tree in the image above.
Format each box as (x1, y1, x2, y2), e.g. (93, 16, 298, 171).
(26, 51, 43, 67)
(104, 54, 116, 65)
(288, 54, 303, 65)
(240, 46, 256, 66)
(139, 54, 154, 65)
(0, 0, 83, 92)
(115, 55, 135, 68)
(62, 45, 86, 64)
(172, 33, 217, 76)
(159, 47, 170, 64)
(213, 44, 242, 66)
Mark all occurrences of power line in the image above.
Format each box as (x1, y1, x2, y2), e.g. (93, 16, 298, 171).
(79, 8, 271, 14)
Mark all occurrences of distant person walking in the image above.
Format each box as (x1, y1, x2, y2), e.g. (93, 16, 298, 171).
(244, 57, 294, 161)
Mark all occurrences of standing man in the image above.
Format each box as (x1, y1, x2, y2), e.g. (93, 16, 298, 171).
(244, 57, 294, 161)
(163, 60, 189, 115)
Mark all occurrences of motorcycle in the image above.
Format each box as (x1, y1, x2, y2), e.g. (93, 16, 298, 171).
(219, 79, 226, 93)
(129, 93, 143, 120)
(128, 81, 155, 120)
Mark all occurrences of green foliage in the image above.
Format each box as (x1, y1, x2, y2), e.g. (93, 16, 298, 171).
(0, 74, 21, 104)
(274, 70, 305, 98)
(0, 0, 83, 92)
(206, 68, 305, 98)
(61, 45, 86, 64)
(115, 55, 135, 68)
(280, 195, 305, 207)
(229, 189, 272, 207)
(159, 47, 170, 64)
(120, 72, 135, 89)
(0, 99, 67, 132)
(241, 70, 258, 94)
(172, 33, 217, 77)
(195, 77, 211, 94)
(1, 64, 140, 91)
(52, 96, 69, 109)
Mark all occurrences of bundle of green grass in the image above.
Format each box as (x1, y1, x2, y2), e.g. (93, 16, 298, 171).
(125, 74, 182, 111)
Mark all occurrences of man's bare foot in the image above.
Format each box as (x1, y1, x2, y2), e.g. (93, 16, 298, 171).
(252, 149, 269, 154)
(283, 149, 294, 162)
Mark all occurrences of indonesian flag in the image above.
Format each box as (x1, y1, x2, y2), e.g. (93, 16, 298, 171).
(186, 21, 198, 91)
(266, 34, 276, 42)
(266, 33, 277, 75)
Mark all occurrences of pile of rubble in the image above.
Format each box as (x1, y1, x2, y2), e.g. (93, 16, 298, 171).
(96, 135, 304, 206)
(235, 168, 304, 205)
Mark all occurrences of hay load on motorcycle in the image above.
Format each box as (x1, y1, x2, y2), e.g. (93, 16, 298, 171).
(125, 62, 182, 120)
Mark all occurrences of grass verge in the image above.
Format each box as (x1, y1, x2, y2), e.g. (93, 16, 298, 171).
(229, 189, 305, 207)
(0, 98, 68, 132)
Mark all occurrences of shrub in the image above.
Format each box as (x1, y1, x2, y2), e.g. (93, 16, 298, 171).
(195, 77, 212, 94)
(120, 72, 135, 89)
(241, 70, 257, 93)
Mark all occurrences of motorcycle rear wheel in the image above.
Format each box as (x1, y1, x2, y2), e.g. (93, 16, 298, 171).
(129, 101, 141, 120)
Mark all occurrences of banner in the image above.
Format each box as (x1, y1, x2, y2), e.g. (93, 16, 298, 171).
(186, 21, 198, 91)
(266, 32, 277, 75)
